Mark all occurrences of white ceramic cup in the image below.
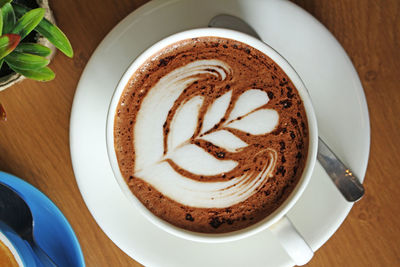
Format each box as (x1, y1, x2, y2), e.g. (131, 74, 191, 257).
(107, 28, 318, 266)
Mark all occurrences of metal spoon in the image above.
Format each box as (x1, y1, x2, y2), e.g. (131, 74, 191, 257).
(0, 183, 58, 266)
(209, 14, 365, 202)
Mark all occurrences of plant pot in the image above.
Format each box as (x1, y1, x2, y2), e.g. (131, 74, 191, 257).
(0, 0, 57, 91)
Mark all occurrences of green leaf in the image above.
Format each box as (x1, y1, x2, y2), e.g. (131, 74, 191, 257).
(35, 19, 73, 58)
(0, 34, 20, 60)
(11, 7, 44, 39)
(0, 11, 3, 36)
(13, 3, 73, 58)
(0, 58, 4, 70)
(5, 50, 49, 70)
(14, 43, 51, 57)
(0, 0, 12, 9)
(1, 3, 15, 33)
(8, 65, 54, 81)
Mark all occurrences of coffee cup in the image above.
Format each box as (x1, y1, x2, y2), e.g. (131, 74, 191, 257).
(106, 28, 318, 265)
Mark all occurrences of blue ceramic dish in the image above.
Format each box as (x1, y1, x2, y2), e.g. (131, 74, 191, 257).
(0, 171, 85, 267)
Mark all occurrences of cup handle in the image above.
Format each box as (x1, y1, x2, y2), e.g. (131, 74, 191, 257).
(269, 215, 313, 266)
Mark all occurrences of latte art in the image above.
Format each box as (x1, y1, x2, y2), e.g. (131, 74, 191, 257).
(114, 37, 309, 233)
(134, 59, 279, 208)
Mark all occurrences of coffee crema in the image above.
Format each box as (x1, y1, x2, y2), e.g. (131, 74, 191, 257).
(114, 36, 309, 233)
(0, 239, 18, 267)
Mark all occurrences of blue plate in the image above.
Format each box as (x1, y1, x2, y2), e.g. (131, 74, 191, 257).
(0, 171, 85, 267)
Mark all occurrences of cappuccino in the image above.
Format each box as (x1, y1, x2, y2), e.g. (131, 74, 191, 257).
(114, 37, 309, 233)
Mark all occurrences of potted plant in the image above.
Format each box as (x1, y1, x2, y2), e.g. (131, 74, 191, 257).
(0, 0, 73, 121)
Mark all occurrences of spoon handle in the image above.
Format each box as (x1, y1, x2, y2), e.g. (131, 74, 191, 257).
(208, 14, 261, 39)
(317, 137, 365, 202)
(29, 240, 58, 267)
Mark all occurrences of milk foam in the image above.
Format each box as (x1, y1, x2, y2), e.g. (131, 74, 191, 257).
(134, 60, 279, 208)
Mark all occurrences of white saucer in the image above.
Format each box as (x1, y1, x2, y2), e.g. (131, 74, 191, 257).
(70, 0, 370, 266)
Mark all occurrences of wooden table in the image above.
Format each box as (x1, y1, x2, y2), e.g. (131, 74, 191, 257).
(0, 0, 398, 266)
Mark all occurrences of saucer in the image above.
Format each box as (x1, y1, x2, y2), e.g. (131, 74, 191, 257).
(0, 171, 85, 267)
(70, 0, 370, 266)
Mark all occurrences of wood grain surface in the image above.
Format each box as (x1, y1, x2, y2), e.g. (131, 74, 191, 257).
(0, 0, 399, 266)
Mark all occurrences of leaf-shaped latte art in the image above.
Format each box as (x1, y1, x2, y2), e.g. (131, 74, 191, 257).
(135, 148, 277, 208)
(225, 109, 279, 135)
(168, 144, 238, 175)
(227, 89, 270, 122)
(134, 60, 279, 208)
(168, 96, 203, 151)
(135, 59, 230, 170)
(200, 130, 248, 152)
(201, 90, 232, 134)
